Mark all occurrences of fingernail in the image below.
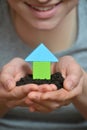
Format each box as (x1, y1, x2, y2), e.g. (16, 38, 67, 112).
(66, 81, 74, 90)
(29, 93, 40, 100)
(50, 84, 57, 90)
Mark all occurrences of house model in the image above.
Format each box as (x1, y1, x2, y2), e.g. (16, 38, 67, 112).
(25, 43, 58, 80)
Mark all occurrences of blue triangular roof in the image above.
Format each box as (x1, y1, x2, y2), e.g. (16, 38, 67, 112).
(25, 43, 58, 62)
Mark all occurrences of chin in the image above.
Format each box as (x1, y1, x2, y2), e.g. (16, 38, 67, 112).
(31, 21, 58, 31)
(34, 25, 56, 30)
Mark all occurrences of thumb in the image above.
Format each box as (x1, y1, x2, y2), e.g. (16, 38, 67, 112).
(64, 74, 80, 91)
(0, 73, 16, 91)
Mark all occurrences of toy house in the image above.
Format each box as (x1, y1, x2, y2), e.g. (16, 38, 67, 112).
(25, 43, 58, 79)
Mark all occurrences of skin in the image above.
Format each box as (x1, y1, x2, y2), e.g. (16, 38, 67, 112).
(2, 0, 87, 119)
(7, 0, 78, 52)
(0, 58, 56, 117)
(26, 56, 87, 116)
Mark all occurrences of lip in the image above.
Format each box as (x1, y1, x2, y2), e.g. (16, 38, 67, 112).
(24, 1, 63, 19)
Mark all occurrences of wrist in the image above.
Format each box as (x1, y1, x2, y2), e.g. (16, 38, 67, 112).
(72, 70, 87, 102)
(71, 71, 87, 118)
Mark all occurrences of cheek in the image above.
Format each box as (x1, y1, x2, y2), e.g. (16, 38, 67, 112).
(69, 0, 78, 8)
(64, 0, 78, 13)
(7, 0, 23, 18)
(7, 0, 19, 10)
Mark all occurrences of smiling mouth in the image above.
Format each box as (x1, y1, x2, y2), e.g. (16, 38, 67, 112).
(24, 1, 63, 12)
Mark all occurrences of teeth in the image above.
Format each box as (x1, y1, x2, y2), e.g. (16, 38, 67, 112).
(31, 6, 55, 11)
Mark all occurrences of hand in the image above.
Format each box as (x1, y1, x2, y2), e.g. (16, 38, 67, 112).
(0, 58, 32, 91)
(26, 56, 85, 112)
(0, 58, 57, 116)
(0, 58, 40, 116)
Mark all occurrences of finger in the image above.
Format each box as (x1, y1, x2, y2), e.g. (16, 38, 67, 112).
(35, 89, 69, 102)
(6, 84, 39, 100)
(6, 98, 26, 108)
(25, 98, 34, 106)
(28, 91, 60, 109)
(7, 58, 32, 81)
(29, 103, 53, 113)
(64, 64, 82, 91)
(64, 77, 83, 101)
(0, 72, 16, 91)
(0, 58, 32, 91)
(27, 96, 60, 110)
(28, 79, 82, 107)
(64, 73, 81, 91)
(28, 91, 42, 101)
(39, 84, 57, 92)
(55, 56, 82, 90)
(39, 77, 83, 102)
(26, 90, 71, 111)
(12, 58, 32, 81)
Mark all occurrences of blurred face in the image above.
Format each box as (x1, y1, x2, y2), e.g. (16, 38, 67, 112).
(7, 0, 78, 30)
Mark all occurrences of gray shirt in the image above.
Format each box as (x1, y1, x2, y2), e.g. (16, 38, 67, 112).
(0, 0, 87, 130)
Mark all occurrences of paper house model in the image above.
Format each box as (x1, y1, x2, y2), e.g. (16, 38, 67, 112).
(25, 43, 58, 80)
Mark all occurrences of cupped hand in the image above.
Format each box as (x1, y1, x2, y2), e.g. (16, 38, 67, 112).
(0, 57, 57, 114)
(0, 58, 32, 91)
(26, 56, 85, 112)
(0, 58, 40, 110)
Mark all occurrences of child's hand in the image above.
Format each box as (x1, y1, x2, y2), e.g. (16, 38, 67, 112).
(26, 56, 85, 113)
